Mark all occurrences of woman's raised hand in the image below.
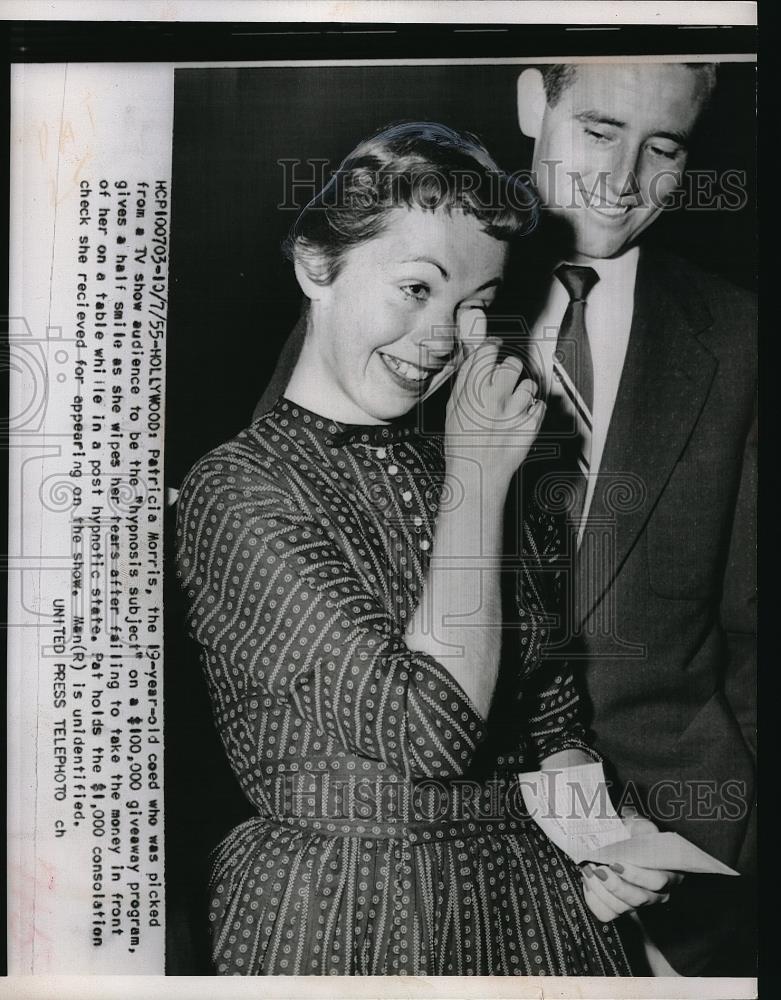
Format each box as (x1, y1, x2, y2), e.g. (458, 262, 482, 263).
(444, 307, 545, 488)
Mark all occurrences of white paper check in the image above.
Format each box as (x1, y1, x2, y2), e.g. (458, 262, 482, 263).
(518, 762, 739, 876)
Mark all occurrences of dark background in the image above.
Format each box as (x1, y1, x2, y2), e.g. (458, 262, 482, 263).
(167, 61, 757, 486)
(164, 58, 756, 974)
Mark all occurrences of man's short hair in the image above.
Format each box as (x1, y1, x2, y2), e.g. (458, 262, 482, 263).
(540, 62, 718, 109)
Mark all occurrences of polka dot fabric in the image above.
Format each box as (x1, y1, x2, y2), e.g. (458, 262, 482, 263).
(176, 398, 630, 976)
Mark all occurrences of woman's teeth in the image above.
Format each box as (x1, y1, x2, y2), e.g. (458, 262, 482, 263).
(381, 354, 432, 382)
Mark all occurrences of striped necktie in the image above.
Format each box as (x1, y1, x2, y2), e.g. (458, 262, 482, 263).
(547, 263, 599, 536)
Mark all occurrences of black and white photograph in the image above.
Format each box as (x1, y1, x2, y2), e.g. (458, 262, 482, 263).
(165, 53, 757, 982)
(3, 3, 758, 996)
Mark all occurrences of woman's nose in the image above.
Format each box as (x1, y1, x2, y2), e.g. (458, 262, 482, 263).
(414, 315, 458, 362)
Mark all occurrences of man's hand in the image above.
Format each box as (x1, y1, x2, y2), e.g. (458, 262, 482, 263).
(580, 810, 684, 923)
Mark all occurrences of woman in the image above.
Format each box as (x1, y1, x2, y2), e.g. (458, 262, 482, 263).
(176, 122, 675, 975)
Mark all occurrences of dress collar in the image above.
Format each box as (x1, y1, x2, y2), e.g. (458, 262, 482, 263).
(274, 396, 420, 448)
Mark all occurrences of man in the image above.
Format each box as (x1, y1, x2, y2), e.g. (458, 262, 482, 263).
(511, 62, 756, 977)
(253, 61, 756, 976)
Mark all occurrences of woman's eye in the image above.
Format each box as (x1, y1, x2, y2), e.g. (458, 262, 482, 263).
(585, 128, 611, 144)
(400, 282, 429, 301)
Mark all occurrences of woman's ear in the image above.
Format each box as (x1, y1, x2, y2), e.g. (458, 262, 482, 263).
(293, 244, 332, 301)
(517, 69, 547, 140)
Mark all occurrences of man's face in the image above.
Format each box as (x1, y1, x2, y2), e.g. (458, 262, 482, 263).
(530, 64, 707, 260)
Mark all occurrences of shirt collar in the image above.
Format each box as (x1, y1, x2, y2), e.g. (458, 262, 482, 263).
(557, 245, 640, 292)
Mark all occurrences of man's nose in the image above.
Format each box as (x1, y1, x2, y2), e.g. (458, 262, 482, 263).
(606, 144, 642, 201)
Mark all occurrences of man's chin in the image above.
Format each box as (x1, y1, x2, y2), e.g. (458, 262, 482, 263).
(571, 215, 660, 261)
(566, 227, 629, 259)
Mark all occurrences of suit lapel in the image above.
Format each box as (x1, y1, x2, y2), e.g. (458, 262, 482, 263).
(574, 251, 718, 630)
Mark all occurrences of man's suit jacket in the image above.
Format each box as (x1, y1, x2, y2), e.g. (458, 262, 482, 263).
(520, 248, 756, 976)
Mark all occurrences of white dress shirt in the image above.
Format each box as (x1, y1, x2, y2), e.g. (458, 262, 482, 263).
(529, 247, 640, 542)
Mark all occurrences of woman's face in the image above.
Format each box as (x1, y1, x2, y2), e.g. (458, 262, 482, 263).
(299, 206, 508, 424)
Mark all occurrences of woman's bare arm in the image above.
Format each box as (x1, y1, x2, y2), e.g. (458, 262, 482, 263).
(404, 320, 543, 720)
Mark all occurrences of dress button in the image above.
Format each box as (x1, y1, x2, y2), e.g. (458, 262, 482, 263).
(413, 515, 423, 527)
(401, 490, 412, 502)
(375, 448, 387, 460)
(387, 465, 399, 476)
(419, 539, 430, 550)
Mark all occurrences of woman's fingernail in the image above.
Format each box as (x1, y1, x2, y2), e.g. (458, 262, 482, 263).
(609, 863, 624, 875)
(583, 865, 593, 878)
(594, 867, 609, 882)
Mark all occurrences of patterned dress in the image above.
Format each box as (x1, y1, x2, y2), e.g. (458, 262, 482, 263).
(176, 397, 630, 976)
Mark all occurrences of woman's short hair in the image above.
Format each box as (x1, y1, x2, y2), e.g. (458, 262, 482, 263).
(283, 121, 538, 285)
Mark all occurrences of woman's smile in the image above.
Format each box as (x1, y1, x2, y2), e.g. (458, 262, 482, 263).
(378, 350, 448, 392)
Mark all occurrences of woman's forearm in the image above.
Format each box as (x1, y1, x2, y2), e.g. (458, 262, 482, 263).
(403, 335, 544, 720)
(404, 456, 510, 720)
